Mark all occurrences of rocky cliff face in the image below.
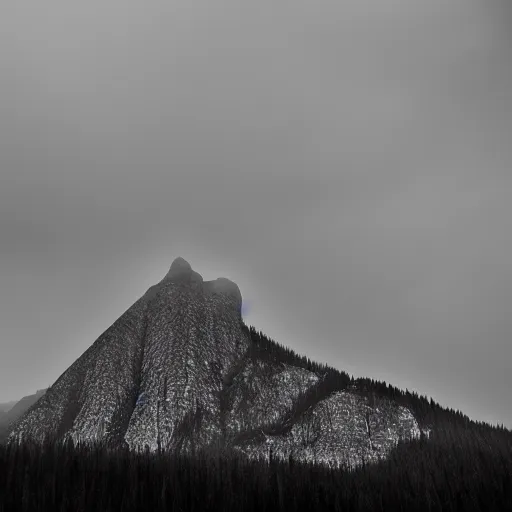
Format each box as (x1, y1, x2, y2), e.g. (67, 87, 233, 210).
(8, 257, 424, 468)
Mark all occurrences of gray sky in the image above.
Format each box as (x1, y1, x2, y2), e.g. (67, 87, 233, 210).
(1, 0, 511, 427)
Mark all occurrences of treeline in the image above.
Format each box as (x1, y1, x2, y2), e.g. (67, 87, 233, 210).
(242, 321, 512, 439)
(241, 322, 351, 388)
(350, 376, 512, 436)
(2, 324, 511, 510)
(1, 428, 511, 512)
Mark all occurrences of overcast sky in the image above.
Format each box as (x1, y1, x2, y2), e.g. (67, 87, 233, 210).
(1, 1, 511, 427)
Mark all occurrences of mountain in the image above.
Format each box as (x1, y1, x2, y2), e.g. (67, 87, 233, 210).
(3, 389, 47, 420)
(7, 257, 426, 468)
(0, 389, 47, 442)
(0, 401, 17, 413)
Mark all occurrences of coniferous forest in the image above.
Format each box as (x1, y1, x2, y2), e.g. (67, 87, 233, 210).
(1, 426, 511, 512)
(1, 324, 511, 511)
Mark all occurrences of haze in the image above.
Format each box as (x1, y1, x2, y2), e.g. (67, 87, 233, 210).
(1, 0, 511, 427)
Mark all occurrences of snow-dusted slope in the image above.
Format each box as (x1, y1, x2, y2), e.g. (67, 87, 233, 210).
(8, 257, 424, 467)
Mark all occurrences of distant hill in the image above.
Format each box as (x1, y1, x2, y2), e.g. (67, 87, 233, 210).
(0, 401, 17, 413)
(0, 389, 47, 442)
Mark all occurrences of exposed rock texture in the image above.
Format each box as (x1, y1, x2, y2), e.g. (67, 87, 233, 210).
(7, 257, 424, 467)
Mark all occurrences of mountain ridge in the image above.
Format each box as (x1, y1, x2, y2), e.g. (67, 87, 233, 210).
(7, 258, 430, 467)
(0, 389, 47, 442)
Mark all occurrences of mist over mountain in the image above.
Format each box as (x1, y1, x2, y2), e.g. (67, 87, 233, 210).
(0, 401, 16, 413)
(0, 389, 47, 442)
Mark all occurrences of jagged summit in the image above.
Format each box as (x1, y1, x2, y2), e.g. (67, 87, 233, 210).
(163, 257, 204, 284)
(169, 256, 193, 274)
(158, 257, 242, 308)
(142, 258, 241, 311)
(204, 278, 242, 305)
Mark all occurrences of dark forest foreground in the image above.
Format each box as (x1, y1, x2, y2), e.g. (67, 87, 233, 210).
(1, 424, 511, 512)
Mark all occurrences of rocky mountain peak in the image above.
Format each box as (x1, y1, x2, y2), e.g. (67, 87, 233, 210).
(204, 278, 242, 308)
(160, 257, 242, 311)
(6, 258, 424, 468)
(163, 257, 203, 284)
